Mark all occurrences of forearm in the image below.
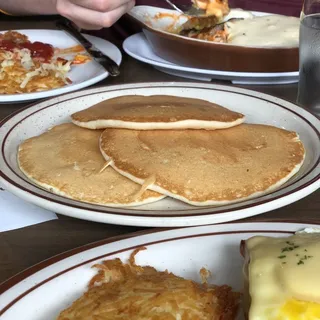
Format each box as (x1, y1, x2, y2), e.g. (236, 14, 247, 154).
(0, 0, 57, 15)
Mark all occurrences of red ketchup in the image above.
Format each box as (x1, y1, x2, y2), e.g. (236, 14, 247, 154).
(0, 39, 54, 62)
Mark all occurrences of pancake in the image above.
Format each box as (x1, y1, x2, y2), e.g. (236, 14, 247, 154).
(71, 95, 244, 130)
(100, 124, 305, 206)
(18, 123, 164, 207)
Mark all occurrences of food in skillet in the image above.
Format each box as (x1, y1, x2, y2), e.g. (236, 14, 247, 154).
(179, 16, 236, 42)
(241, 229, 320, 320)
(57, 248, 241, 320)
(192, 0, 230, 18)
(177, 7, 299, 47)
(177, 0, 231, 36)
(0, 31, 91, 94)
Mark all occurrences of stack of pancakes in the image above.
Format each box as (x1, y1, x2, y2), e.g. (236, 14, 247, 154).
(18, 95, 305, 207)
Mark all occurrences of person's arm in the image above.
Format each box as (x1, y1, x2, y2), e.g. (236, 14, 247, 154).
(0, 0, 135, 29)
(0, 0, 57, 15)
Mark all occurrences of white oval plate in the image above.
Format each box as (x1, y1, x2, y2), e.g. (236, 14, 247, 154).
(0, 222, 318, 319)
(123, 33, 299, 85)
(0, 30, 122, 103)
(0, 82, 319, 227)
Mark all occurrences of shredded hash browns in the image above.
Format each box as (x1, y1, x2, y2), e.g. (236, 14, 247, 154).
(0, 31, 90, 94)
(57, 248, 240, 320)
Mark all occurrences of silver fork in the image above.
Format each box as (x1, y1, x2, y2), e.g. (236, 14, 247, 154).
(164, 0, 206, 16)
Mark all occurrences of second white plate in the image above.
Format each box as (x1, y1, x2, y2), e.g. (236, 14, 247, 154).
(123, 33, 299, 85)
(0, 222, 319, 320)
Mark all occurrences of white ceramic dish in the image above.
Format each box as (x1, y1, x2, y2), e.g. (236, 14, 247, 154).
(0, 83, 319, 227)
(0, 30, 122, 103)
(0, 222, 318, 319)
(129, 6, 256, 45)
(123, 33, 299, 85)
(128, 7, 299, 73)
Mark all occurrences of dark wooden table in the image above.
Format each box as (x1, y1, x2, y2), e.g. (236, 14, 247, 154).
(0, 17, 319, 285)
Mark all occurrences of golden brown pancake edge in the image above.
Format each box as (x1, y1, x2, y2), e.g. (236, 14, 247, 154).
(18, 123, 165, 207)
(71, 95, 245, 130)
(99, 124, 305, 206)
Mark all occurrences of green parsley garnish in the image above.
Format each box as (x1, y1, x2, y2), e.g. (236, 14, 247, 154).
(281, 241, 299, 253)
(279, 240, 313, 266)
(297, 254, 313, 265)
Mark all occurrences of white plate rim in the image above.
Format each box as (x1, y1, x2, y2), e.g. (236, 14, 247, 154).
(0, 82, 319, 227)
(0, 221, 319, 317)
(0, 29, 122, 103)
(123, 33, 299, 78)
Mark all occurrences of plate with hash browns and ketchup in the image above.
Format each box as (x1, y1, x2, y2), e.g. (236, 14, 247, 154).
(0, 30, 122, 103)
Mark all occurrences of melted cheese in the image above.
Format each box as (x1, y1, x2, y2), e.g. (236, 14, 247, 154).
(246, 232, 320, 320)
(226, 15, 299, 47)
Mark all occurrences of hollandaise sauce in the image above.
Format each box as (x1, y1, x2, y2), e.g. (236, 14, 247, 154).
(245, 231, 320, 320)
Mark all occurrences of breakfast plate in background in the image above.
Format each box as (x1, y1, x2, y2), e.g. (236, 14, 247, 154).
(123, 33, 299, 85)
(128, 7, 299, 73)
(1, 83, 319, 227)
(0, 30, 122, 103)
(0, 222, 319, 319)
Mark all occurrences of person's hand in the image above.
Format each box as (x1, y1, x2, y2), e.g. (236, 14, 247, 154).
(56, 0, 135, 29)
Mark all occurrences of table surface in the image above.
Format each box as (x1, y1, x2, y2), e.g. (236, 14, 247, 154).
(0, 17, 319, 285)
